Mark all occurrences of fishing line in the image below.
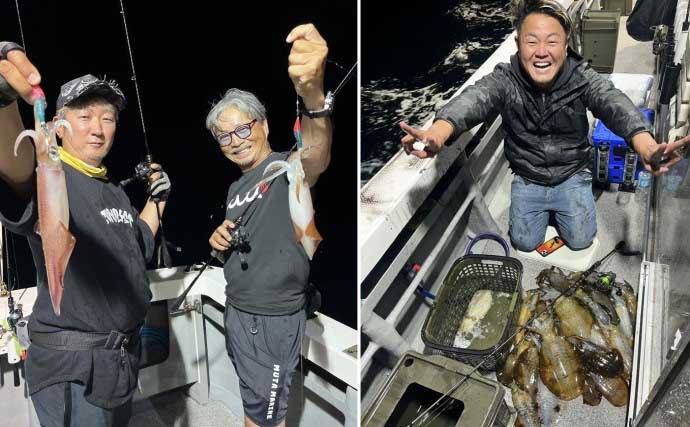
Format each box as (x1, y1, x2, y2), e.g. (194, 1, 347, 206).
(13, 0, 26, 52)
(118, 0, 150, 157)
(7, 231, 19, 292)
(0, 230, 4, 288)
(326, 59, 347, 71)
(417, 254, 624, 427)
(6, 0, 26, 300)
(0, 228, 6, 297)
(292, 60, 356, 152)
(118, 0, 174, 267)
(170, 51, 346, 307)
(331, 62, 357, 98)
(300, 331, 305, 415)
(413, 243, 624, 427)
(405, 242, 625, 427)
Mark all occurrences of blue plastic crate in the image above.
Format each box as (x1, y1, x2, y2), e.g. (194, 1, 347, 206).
(592, 108, 654, 184)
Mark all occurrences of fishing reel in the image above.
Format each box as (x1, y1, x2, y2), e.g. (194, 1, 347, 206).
(595, 272, 616, 293)
(228, 217, 250, 270)
(652, 25, 670, 56)
(133, 160, 153, 183)
(229, 226, 249, 253)
(6, 293, 22, 333)
(582, 271, 617, 293)
(120, 156, 154, 187)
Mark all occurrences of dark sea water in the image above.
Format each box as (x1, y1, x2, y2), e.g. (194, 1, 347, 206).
(361, 0, 513, 182)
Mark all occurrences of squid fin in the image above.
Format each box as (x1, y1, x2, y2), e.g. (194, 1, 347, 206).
(305, 218, 322, 242)
(47, 222, 76, 316)
(293, 223, 303, 243)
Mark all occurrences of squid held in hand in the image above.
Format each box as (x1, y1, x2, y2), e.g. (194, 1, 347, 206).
(14, 87, 75, 316)
(262, 152, 322, 259)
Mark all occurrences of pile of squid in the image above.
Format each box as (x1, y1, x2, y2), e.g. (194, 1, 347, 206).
(497, 267, 637, 427)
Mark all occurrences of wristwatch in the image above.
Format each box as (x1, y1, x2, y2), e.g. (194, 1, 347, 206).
(300, 91, 334, 118)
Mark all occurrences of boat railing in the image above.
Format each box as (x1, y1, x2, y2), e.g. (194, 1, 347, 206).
(360, 0, 592, 281)
(361, 117, 506, 374)
(360, 0, 592, 380)
(142, 267, 359, 427)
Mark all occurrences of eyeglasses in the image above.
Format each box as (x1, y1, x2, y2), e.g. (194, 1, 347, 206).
(214, 119, 257, 147)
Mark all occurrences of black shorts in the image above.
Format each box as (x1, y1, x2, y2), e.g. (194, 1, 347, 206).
(31, 382, 132, 427)
(224, 305, 306, 426)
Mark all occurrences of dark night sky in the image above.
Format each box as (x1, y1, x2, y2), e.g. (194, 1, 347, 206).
(0, 1, 357, 328)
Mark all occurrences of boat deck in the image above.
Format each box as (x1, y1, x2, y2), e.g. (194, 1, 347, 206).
(362, 8, 657, 427)
(130, 387, 242, 427)
(362, 160, 645, 425)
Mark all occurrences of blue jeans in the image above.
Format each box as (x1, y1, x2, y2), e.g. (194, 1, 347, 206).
(509, 169, 597, 252)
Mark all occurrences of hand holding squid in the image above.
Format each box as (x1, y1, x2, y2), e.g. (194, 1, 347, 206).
(0, 42, 41, 106)
(286, 24, 328, 106)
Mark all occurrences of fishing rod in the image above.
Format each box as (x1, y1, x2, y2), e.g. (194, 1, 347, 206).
(0, 1, 30, 388)
(168, 154, 289, 315)
(117, 0, 174, 268)
(396, 241, 627, 427)
(168, 145, 310, 315)
(414, 241, 629, 427)
(13, 0, 26, 51)
(171, 56, 357, 313)
(6, 0, 28, 313)
(169, 217, 249, 314)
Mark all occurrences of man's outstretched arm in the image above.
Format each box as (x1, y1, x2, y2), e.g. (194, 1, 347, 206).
(286, 23, 333, 187)
(0, 44, 43, 199)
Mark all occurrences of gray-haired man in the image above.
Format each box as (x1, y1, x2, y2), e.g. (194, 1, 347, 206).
(207, 24, 332, 427)
(0, 43, 170, 426)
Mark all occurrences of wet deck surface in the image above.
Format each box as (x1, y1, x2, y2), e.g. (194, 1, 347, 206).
(363, 6, 655, 427)
(486, 168, 641, 427)
(362, 166, 643, 426)
(130, 387, 243, 427)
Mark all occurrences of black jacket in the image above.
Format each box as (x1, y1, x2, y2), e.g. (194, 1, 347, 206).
(435, 53, 652, 185)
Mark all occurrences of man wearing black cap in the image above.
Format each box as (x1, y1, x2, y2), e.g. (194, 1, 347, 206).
(0, 42, 171, 426)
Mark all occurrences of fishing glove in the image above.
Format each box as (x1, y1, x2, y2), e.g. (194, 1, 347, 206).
(0, 42, 24, 108)
(149, 169, 171, 202)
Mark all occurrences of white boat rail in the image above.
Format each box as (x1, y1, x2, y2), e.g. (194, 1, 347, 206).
(360, 0, 593, 379)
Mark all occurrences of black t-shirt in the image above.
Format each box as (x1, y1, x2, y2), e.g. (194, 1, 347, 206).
(0, 163, 154, 407)
(224, 151, 309, 315)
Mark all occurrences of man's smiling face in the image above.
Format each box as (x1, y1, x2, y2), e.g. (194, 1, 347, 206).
(516, 13, 568, 90)
(214, 107, 271, 173)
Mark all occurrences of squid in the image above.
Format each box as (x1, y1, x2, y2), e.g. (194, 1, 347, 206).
(262, 151, 322, 259)
(14, 87, 75, 316)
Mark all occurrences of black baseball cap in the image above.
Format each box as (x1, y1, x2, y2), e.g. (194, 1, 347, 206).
(56, 74, 126, 111)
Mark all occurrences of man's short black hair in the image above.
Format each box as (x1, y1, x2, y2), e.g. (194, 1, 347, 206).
(511, 0, 573, 39)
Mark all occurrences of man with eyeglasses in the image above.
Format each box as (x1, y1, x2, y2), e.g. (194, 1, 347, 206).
(206, 24, 331, 427)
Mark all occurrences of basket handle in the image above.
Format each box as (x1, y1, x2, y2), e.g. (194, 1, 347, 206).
(465, 233, 510, 257)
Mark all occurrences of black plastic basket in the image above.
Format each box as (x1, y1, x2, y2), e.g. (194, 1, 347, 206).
(421, 233, 523, 371)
